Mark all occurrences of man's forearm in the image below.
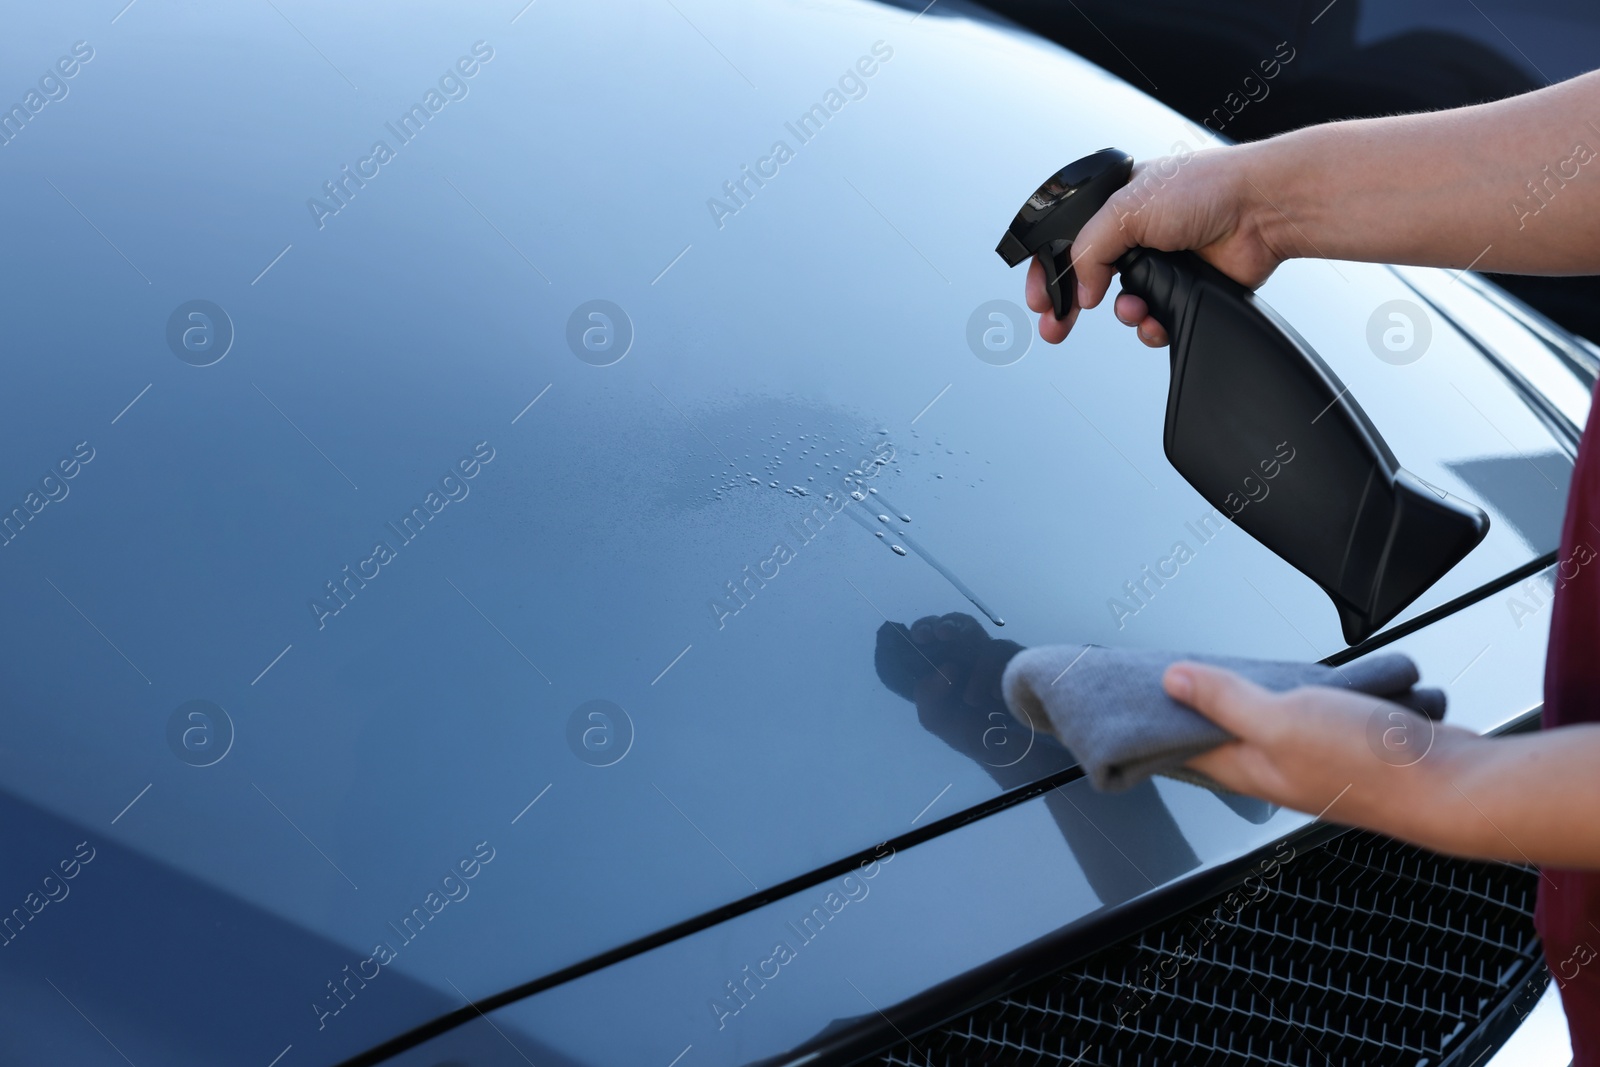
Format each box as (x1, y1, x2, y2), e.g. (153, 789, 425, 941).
(1397, 724, 1600, 869)
(1243, 69, 1600, 276)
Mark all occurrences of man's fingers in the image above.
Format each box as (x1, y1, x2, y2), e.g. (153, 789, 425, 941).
(1112, 293, 1170, 347)
(1163, 661, 1275, 736)
(1183, 742, 1248, 787)
(1136, 316, 1170, 348)
(1025, 257, 1051, 314)
(1072, 257, 1114, 312)
(1072, 188, 1142, 310)
(1113, 292, 1148, 326)
(1027, 256, 1081, 343)
(1038, 304, 1077, 344)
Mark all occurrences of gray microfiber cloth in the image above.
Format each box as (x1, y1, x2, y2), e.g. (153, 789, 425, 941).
(1001, 646, 1446, 793)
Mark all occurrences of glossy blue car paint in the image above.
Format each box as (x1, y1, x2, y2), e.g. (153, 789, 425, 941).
(0, 1, 1575, 1063)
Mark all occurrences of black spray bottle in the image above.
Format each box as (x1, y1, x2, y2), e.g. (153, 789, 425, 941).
(997, 148, 1489, 645)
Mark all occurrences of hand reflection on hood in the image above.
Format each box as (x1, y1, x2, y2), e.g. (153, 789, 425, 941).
(875, 611, 1202, 906)
(875, 612, 1030, 770)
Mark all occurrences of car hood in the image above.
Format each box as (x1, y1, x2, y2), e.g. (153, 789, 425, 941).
(0, 0, 1573, 1062)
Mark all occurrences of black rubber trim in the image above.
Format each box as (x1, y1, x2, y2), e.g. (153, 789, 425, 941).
(1325, 550, 1557, 666)
(335, 762, 1094, 1066)
(340, 553, 1557, 1065)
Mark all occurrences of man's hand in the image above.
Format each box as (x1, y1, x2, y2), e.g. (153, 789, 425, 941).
(1025, 69, 1600, 350)
(1164, 661, 1458, 831)
(1025, 145, 1289, 348)
(1165, 660, 1600, 870)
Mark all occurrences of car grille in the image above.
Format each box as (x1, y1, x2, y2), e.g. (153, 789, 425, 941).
(873, 829, 1544, 1066)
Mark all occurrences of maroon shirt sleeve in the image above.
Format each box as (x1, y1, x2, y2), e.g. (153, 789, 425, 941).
(1537, 380, 1600, 1063)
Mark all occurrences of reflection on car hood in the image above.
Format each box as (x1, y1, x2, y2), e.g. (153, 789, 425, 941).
(0, 0, 1573, 1062)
